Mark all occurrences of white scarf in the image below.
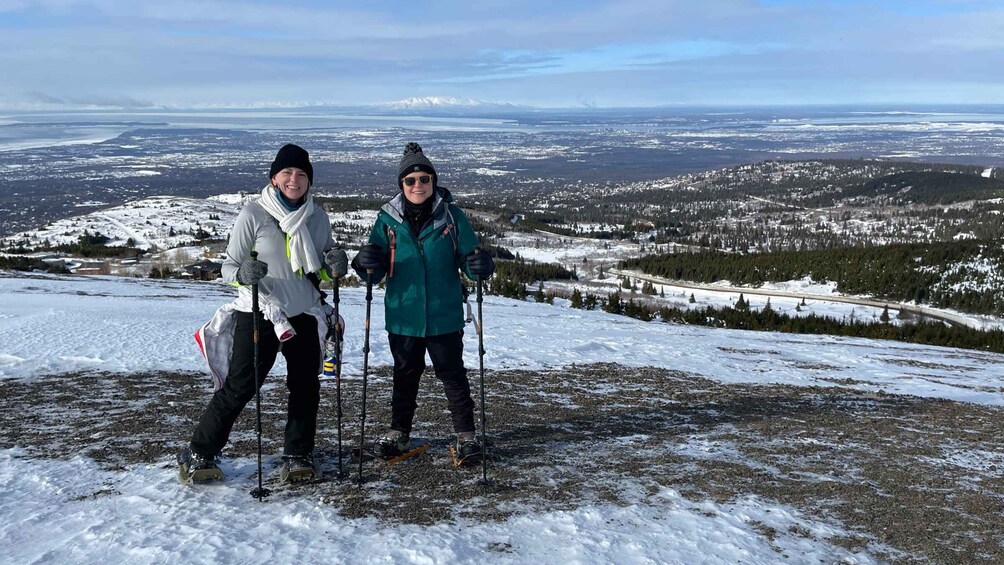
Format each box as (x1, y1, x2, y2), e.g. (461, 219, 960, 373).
(258, 185, 322, 274)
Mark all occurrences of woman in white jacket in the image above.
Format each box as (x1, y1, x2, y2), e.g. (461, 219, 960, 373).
(179, 144, 342, 484)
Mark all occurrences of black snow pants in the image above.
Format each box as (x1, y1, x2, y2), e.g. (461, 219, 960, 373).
(190, 311, 320, 458)
(387, 331, 475, 435)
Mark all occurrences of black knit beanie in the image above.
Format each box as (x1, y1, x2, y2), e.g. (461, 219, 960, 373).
(397, 142, 437, 189)
(269, 143, 313, 186)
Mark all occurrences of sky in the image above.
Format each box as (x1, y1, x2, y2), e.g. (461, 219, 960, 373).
(1, 272, 1002, 564)
(1, 0, 1003, 109)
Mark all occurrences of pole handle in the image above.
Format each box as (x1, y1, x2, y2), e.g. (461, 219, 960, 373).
(472, 247, 483, 281)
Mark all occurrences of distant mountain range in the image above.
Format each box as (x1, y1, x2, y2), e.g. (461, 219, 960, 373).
(0, 94, 534, 114)
(369, 96, 531, 115)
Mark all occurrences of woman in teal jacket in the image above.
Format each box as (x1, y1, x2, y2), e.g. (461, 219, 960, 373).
(352, 142, 494, 461)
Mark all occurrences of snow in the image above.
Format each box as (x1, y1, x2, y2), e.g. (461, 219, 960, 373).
(0, 447, 876, 564)
(383, 97, 517, 110)
(469, 167, 515, 176)
(0, 195, 239, 251)
(2, 273, 1002, 404)
(0, 271, 1001, 563)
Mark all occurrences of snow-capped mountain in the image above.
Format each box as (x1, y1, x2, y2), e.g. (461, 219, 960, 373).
(383, 96, 513, 109)
(374, 96, 527, 115)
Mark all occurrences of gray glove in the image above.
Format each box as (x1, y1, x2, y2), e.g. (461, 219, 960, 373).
(237, 257, 268, 285)
(324, 247, 349, 278)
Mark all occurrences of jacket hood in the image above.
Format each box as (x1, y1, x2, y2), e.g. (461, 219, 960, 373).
(383, 186, 452, 225)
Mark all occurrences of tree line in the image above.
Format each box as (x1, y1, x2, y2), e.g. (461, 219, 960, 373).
(620, 239, 1004, 315)
(561, 289, 1004, 354)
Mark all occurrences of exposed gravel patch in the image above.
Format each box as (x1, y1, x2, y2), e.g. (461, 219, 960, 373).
(1, 363, 1002, 564)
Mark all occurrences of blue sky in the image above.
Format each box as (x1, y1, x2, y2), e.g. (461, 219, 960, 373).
(1, 0, 1002, 109)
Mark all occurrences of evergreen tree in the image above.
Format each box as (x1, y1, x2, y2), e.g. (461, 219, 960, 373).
(604, 291, 623, 314)
(534, 281, 545, 303)
(570, 288, 583, 309)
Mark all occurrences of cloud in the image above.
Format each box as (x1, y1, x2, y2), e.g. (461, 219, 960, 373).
(0, 0, 1002, 107)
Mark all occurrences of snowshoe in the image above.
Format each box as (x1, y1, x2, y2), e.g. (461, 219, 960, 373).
(279, 454, 317, 484)
(373, 431, 410, 457)
(449, 434, 483, 468)
(352, 436, 431, 464)
(177, 445, 224, 484)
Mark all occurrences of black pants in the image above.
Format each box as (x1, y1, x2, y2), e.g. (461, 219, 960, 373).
(191, 311, 320, 458)
(388, 331, 475, 435)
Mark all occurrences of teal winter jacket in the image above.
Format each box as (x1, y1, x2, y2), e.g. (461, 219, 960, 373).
(356, 189, 480, 337)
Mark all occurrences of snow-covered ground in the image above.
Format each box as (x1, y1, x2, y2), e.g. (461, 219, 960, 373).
(5, 193, 1001, 331)
(1, 271, 1002, 565)
(3, 273, 1000, 404)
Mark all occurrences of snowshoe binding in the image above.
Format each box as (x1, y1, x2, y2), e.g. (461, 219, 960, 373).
(177, 445, 224, 484)
(279, 454, 317, 484)
(352, 431, 431, 464)
(450, 433, 483, 468)
(373, 430, 410, 458)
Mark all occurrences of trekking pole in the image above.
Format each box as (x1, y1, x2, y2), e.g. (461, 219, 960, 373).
(249, 251, 271, 500)
(333, 277, 345, 480)
(357, 270, 373, 485)
(475, 258, 491, 486)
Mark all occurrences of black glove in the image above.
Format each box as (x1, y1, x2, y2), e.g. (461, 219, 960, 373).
(324, 247, 348, 278)
(466, 248, 495, 279)
(237, 257, 268, 285)
(353, 243, 386, 272)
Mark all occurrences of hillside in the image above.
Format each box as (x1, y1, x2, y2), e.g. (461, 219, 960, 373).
(4, 182, 1004, 335)
(0, 272, 1002, 564)
(621, 240, 1004, 316)
(511, 159, 1004, 251)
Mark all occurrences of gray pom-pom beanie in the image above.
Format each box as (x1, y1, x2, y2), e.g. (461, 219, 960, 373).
(397, 142, 437, 188)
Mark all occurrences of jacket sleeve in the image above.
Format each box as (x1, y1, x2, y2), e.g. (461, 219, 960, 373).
(451, 206, 482, 280)
(351, 215, 389, 282)
(318, 210, 337, 281)
(222, 206, 259, 285)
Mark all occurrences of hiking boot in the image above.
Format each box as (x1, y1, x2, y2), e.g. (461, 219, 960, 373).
(280, 453, 317, 484)
(177, 445, 224, 484)
(454, 432, 482, 462)
(373, 430, 410, 457)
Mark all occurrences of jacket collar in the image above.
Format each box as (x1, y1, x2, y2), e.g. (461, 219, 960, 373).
(382, 188, 450, 232)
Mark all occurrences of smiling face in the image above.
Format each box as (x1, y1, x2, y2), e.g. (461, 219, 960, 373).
(271, 167, 310, 202)
(401, 171, 434, 205)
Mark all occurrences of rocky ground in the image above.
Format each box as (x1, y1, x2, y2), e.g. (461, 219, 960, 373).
(2, 363, 1002, 564)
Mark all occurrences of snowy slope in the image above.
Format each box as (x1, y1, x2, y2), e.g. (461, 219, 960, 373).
(0, 272, 1002, 565)
(2, 273, 1000, 404)
(1, 195, 243, 251)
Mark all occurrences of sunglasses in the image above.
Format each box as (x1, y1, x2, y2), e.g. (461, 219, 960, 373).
(403, 175, 432, 187)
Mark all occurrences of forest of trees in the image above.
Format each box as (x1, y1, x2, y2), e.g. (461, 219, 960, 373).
(560, 288, 1004, 354)
(621, 239, 1004, 315)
